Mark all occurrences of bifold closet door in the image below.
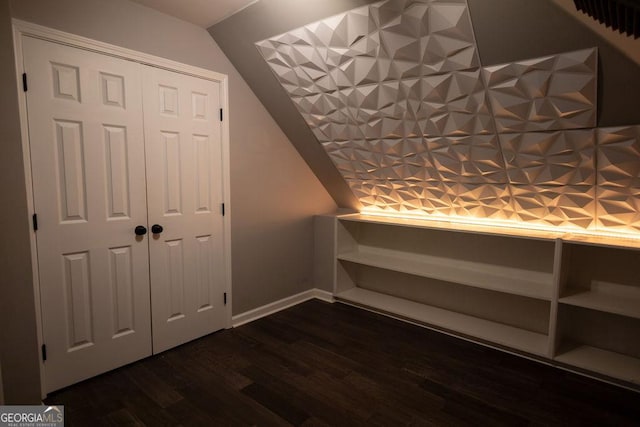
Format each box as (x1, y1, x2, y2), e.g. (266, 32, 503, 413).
(23, 36, 152, 392)
(142, 66, 226, 353)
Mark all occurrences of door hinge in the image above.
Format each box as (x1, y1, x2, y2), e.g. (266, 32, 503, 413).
(41, 344, 47, 362)
(32, 213, 38, 231)
(219, 108, 223, 121)
(224, 292, 227, 305)
(221, 203, 225, 217)
(22, 73, 28, 92)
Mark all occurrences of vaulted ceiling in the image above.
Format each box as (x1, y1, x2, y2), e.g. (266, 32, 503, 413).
(128, 0, 256, 27)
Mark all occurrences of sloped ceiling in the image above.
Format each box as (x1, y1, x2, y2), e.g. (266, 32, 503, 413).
(210, 0, 640, 235)
(128, 0, 256, 28)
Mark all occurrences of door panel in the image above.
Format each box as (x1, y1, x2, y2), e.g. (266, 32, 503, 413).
(143, 67, 226, 353)
(23, 36, 152, 392)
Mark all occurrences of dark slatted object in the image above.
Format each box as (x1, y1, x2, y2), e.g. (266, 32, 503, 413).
(574, 0, 640, 38)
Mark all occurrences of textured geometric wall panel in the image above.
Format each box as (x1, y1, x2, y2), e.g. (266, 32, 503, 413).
(596, 126, 640, 232)
(257, 0, 640, 236)
(347, 180, 447, 215)
(448, 182, 514, 220)
(597, 126, 640, 188)
(256, 0, 481, 143)
(347, 180, 514, 220)
(483, 48, 597, 133)
(499, 130, 595, 186)
(322, 138, 441, 181)
(256, 0, 479, 89)
(427, 135, 506, 183)
(597, 186, 640, 232)
(418, 69, 494, 136)
(510, 185, 596, 229)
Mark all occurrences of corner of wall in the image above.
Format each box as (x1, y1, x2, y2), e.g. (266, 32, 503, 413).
(0, 0, 42, 403)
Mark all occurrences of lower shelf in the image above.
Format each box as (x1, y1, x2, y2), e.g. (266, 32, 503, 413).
(559, 286, 640, 320)
(555, 345, 640, 385)
(335, 287, 549, 357)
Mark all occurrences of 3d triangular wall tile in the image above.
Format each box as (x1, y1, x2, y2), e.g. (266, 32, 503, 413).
(596, 126, 640, 232)
(483, 48, 597, 133)
(510, 185, 597, 230)
(596, 186, 640, 232)
(499, 130, 596, 186)
(257, 0, 640, 236)
(427, 134, 506, 183)
(597, 126, 640, 188)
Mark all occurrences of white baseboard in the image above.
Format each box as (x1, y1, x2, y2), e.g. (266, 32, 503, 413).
(309, 288, 334, 303)
(232, 288, 334, 327)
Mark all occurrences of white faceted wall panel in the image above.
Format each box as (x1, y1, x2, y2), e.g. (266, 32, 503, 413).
(323, 138, 441, 181)
(597, 186, 640, 232)
(257, 0, 640, 235)
(348, 179, 515, 220)
(483, 48, 597, 133)
(597, 126, 640, 188)
(256, 0, 481, 144)
(418, 69, 494, 136)
(427, 135, 506, 183)
(499, 130, 595, 186)
(448, 182, 514, 220)
(596, 126, 640, 232)
(510, 185, 596, 230)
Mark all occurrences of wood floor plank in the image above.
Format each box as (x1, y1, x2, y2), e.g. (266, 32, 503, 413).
(241, 382, 310, 426)
(45, 300, 640, 426)
(240, 364, 370, 426)
(124, 363, 184, 409)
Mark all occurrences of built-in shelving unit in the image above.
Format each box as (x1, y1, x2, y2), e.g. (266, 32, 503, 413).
(328, 213, 640, 390)
(554, 244, 640, 385)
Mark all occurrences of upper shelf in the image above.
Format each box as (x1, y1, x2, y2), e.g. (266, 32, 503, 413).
(339, 214, 640, 250)
(338, 246, 553, 300)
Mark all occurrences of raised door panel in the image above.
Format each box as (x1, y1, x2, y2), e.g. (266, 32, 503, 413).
(143, 66, 225, 353)
(104, 126, 131, 220)
(23, 36, 152, 392)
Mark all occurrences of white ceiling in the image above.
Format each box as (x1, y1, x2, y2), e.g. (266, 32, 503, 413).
(129, 0, 258, 28)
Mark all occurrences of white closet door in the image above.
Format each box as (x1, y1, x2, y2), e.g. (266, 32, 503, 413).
(23, 37, 152, 392)
(142, 66, 226, 353)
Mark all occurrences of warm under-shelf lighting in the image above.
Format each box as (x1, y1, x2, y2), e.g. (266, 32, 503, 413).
(359, 207, 640, 243)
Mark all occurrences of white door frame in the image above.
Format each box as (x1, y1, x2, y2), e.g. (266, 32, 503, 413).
(12, 19, 233, 398)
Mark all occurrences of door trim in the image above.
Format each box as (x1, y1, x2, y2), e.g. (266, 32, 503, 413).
(12, 19, 233, 398)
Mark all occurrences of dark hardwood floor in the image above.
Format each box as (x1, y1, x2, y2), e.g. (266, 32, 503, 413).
(45, 300, 640, 426)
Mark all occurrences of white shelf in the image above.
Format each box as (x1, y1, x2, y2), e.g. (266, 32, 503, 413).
(335, 287, 549, 357)
(338, 247, 552, 300)
(331, 214, 640, 389)
(560, 284, 640, 320)
(555, 345, 640, 385)
(340, 213, 640, 249)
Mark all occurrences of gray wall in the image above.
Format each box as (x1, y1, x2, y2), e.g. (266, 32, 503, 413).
(0, 0, 41, 404)
(2, 0, 336, 401)
(210, 0, 640, 212)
